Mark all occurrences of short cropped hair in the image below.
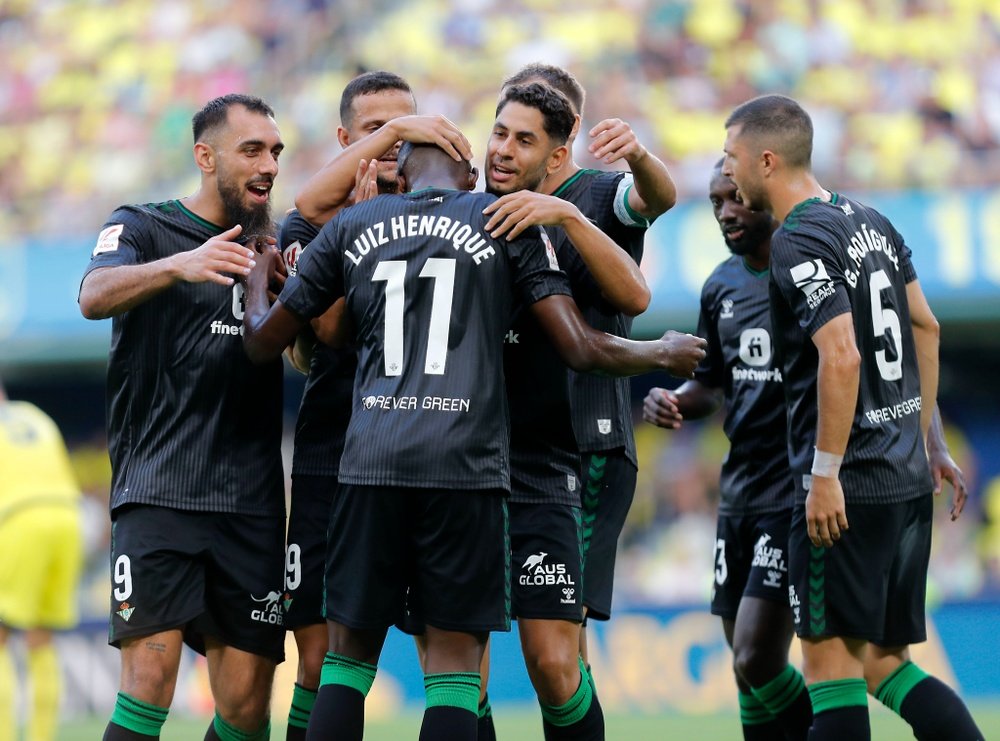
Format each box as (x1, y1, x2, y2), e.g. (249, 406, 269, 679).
(502, 63, 585, 116)
(725, 94, 813, 169)
(496, 83, 575, 145)
(340, 71, 415, 128)
(192, 94, 274, 144)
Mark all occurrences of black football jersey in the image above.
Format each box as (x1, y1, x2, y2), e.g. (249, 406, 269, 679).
(552, 169, 649, 464)
(83, 201, 284, 515)
(769, 194, 932, 504)
(695, 256, 793, 515)
(280, 210, 356, 477)
(279, 188, 571, 491)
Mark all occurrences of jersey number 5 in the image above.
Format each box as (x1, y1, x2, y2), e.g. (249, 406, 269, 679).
(372, 258, 456, 377)
(869, 269, 903, 382)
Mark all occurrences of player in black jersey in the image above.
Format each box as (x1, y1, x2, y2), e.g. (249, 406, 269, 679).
(242, 141, 704, 741)
(478, 81, 667, 740)
(500, 64, 678, 671)
(79, 95, 286, 741)
(723, 94, 982, 741)
(279, 71, 437, 741)
(643, 162, 813, 740)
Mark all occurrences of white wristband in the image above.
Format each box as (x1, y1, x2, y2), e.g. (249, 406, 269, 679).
(811, 449, 843, 478)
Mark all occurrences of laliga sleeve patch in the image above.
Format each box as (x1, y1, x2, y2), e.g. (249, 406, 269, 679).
(94, 224, 124, 255)
(789, 258, 837, 309)
(283, 240, 302, 276)
(540, 228, 560, 270)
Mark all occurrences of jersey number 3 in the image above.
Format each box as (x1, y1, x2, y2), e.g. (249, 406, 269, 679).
(372, 258, 456, 377)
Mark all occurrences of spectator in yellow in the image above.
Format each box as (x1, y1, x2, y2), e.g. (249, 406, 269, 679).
(0, 381, 83, 741)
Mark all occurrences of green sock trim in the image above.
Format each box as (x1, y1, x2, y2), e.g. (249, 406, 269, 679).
(752, 664, 807, 715)
(739, 690, 775, 726)
(424, 672, 481, 713)
(808, 678, 868, 715)
(287, 683, 318, 729)
(110, 692, 169, 737)
(478, 693, 493, 719)
(540, 660, 593, 728)
(212, 712, 270, 741)
(874, 660, 930, 715)
(320, 652, 377, 697)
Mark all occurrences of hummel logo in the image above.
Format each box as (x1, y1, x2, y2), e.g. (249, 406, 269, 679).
(430, 196, 444, 203)
(840, 201, 854, 216)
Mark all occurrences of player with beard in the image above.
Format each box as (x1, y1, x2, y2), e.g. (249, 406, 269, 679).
(722, 94, 981, 741)
(79, 94, 286, 741)
(481, 82, 652, 741)
(643, 162, 813, 740)
(499, 65, 677, 676)
(241, 139, 705, 741)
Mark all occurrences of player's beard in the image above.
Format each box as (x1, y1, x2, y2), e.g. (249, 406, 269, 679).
(377, 172, 399, 194)
(485, 160, 546, 196)
(218, 173, 273, 238)
(724, 219, 772, 257)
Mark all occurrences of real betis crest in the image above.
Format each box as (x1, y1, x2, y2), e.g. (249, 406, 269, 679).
(117, 602, 135, 622)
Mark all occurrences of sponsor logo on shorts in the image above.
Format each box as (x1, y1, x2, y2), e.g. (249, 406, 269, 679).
(519, 552, 576, 595)
(597, 419, 612, 435)
(567, 475, 577, 492)
(752, 533, 787, 588)
(250, 590, 287, 626)
(788, 585, 801, 625)
(116, 602, 135, 622)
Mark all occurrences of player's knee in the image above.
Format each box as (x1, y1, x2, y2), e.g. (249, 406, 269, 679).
(524, 648, 579, 703)
(215, 687, 272, 729)
(298, 645, 326, 688)
(119, 660, 179, 707)
(733, 643, 783, 688)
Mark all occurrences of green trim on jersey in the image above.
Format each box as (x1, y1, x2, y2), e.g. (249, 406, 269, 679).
(782, 198, 823, 232)
(551, 169, 595, 198)
(620, 183, 650, 226)
(170, 199, 224, 231)
(742, 259, 769, 278)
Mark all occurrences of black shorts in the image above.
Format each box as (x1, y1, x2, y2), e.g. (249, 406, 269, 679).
(580, 449, 637, 620)
(108, 505, 286, 662)
(284, 474, 338, 630)
(510, 503, 584, 622)
(711, 509, 792, 620)
(325, 485, 510, 634)
(788, 494, 931, 646)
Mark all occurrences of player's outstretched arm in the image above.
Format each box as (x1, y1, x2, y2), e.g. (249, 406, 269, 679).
(808, 313, 860, 547)
(906, 279, 940, 439)
(643, 381, 722, 430)
(530, 294, 706, 377)
(588, 118, 677, 219)
(926, 407, 967, 520)
(296, 115, 473, 225)
(484, 192, 649, 315)
(242, 246, 306, 364)
(79, 224, 254, 320)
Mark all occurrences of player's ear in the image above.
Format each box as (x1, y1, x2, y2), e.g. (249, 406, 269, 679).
(761, 149, 777, 177)
(466, 166, 479, 191)
(570, 114, 581, 140)
(396, 171, 408, 194)
(337, 126, 350, 149)
(194, 142, 216, 175)
(546, 144, 569, 175)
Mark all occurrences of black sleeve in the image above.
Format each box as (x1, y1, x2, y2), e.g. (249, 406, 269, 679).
(693, 278, 724, 388)
(887, 221, 918, 284)
(770, 228, 852, 337)
(83, 207, 150, 280)
(507, 225, 573, 305)
(278, 217, 346, 319)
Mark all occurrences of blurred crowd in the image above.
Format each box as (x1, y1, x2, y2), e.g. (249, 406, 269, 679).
(3, 0, 1000, 240)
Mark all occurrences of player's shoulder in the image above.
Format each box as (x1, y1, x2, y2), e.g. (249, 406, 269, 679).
(279, 209, 320, 249)
(701, 254, 745, 298)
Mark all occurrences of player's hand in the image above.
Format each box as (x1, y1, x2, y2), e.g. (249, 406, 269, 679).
(657, 331, 707, 379)
(643, 387, 683, 429)
(245, 240, 284, 302)
(170, 224, 256, 286)
(805, 476, 849, 547)
(388, 115, 473, 162)
(483, 191, 575, 240)
(928, 445, 968, 521)
(352, 159, 379, 205)
(589, 118, 647, 166)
